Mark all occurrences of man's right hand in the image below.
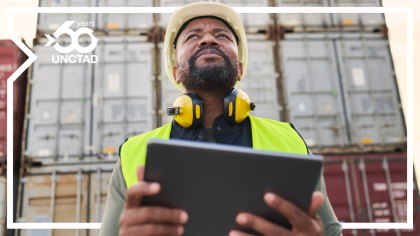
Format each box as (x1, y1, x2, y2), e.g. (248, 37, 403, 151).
(119, 165, 189, 236)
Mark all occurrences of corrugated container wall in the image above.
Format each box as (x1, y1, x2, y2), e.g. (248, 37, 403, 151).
(281, 33, 406, 154)
(37, 0, 153, 34)
(26, 35, 154, 166)
(0, 40, 29, 173)
(159, 0, 271, 32)
(16, 166, 114, 236)
(275, 0, 385, 32)
(323, 154, 419, 236)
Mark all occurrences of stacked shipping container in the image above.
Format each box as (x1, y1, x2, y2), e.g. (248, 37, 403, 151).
(11, 0, 412, 235)
(0, 40, 30, 236)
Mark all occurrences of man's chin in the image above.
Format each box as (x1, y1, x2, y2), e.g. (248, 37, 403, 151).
(194, 60, 225, 68)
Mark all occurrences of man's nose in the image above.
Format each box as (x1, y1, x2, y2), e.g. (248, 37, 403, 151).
(198, 33, 220, 48)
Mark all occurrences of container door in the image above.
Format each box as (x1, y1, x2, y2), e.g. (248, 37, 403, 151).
(334, 35, 406, 147)
(93, 36, 154, 160)
(281, 34, 349, 149)
(19, 171, 89, 236)
(27, 39, 93, 164)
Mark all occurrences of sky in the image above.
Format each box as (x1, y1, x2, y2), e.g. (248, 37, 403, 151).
(0, 0, 419, 175)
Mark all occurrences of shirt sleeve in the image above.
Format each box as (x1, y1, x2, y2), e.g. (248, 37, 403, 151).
(316, 175, 343, 236)
(98, 159, 127, 236)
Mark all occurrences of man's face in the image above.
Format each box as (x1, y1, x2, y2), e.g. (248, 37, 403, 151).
(173, 18, 243, 91)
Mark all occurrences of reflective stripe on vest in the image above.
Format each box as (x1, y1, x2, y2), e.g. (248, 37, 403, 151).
(120, 115, 308, 188)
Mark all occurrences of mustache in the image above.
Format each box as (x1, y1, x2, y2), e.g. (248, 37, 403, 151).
(189, 46, 230, 62)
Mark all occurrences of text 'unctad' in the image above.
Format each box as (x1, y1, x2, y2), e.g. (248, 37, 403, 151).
(52, 55, 98, 63)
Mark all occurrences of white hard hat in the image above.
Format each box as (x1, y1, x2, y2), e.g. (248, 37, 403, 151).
(163, 2, 248, 92)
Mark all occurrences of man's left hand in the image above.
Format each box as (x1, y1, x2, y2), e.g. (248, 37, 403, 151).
(229, 191, 325, 236)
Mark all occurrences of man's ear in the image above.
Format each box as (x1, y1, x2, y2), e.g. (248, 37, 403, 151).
(172, 65, 181, 84)
(237, 62, 243, 81)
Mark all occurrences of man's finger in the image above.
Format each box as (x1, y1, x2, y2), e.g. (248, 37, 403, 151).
(137, 165, 145, 181)
(119, 206, 188, 226)
(228, 229, 256, 236)
(264, 193, 312, 230)
(235, 212, 293, 236)
(308, 191, 325, 217)
(119, 224, 183, 236)
(124, 181, 160, 209)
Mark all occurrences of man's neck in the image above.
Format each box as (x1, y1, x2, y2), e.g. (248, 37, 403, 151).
(185, 89, 228, 128)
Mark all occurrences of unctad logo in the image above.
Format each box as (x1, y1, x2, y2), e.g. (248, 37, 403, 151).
(45, 21, 98, 63)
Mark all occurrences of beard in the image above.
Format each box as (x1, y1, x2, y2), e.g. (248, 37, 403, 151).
(177, 46, 239, 91)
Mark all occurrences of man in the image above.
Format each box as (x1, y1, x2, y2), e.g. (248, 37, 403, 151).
(99, 2, 343, 236)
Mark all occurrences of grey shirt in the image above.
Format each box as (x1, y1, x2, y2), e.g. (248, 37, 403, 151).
(99, 128, 343, 236)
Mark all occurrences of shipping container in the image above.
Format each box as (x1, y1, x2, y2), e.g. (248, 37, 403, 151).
(26, 37, 94, 165)
(96, 0, 154, 33)
(0, 176, 5, 236)
(37, 0, 154, 34)
(159, 35, 281, 125)
(92, 36, 155, 159)
(329, 0, 385, 31)
(275, 0, 384, 32)
(26, 36, 155, 165)
(323, 153, 420, 236)
(276, 0, 332, 31)
(0, 40, 29, 173)
(15, 165, 114, 236)
(280, 33, 406, 154)
(37, 0, 96, 33)
(158, 0, 271, 32)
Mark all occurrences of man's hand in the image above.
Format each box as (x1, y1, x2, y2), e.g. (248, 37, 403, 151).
(119, 165, 188, 236)
(229, 191, 325, 236)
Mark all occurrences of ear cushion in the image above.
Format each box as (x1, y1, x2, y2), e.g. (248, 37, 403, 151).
(224, 88, 253, 125)
(172, 93, 204, 129)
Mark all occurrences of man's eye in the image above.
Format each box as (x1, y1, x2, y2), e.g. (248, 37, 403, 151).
(218, 34, 229, 39)
(187, 35, 198, 40)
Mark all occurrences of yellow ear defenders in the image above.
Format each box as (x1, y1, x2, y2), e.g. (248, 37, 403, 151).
(224, 88, 256, 125)
(167, 88, 255, 128)
(167, 93, 204, 129)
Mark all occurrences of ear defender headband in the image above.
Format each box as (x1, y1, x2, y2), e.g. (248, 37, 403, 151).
(167, 88, 255, 128)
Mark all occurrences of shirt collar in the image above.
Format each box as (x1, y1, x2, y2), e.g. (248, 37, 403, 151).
(171, 114, 247, 142)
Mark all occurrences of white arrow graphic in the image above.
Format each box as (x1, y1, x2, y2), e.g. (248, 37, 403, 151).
(44, 34, 55, 46)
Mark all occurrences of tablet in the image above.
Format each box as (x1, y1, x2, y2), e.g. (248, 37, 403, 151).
(142, 139, 323, 236)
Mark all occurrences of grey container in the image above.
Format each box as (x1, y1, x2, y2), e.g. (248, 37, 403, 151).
(329, 0, 385, 30)
(26, 37, 93, 163)
(281, 33, 349, 149)
(92, 36, 155, 159)
(37, 0, 96, 33)
(275, 0, 384, 32)
(276, 0, 332, 31)
(158, 0, 272, 32)
(160, 36, 281, 125)
(334, 33, 406, 147)
(96, 0, 154, 33)
(281, 32, 406, 151)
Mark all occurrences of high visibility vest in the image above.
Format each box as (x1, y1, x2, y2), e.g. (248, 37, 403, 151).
(120, 115, 308, 188)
